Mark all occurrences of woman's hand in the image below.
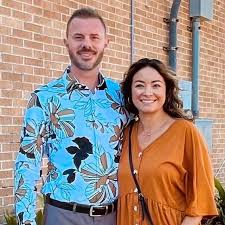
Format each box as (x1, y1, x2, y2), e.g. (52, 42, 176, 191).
(181, 216, 202, 225)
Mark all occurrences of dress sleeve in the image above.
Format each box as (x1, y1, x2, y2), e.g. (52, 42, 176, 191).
(183, 123, 218, 217)
(14, 93, 47, 225)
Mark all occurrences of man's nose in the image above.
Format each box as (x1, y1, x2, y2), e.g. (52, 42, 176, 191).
(81, 37, 92, 49)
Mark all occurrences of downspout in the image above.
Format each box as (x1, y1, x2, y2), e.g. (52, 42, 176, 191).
(168, 0, 181, 72)
(191, 17, 201, 119)
(130, 0, 135, 64)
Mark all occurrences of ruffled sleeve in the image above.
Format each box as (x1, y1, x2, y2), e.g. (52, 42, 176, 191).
(183, 123, 218, 217)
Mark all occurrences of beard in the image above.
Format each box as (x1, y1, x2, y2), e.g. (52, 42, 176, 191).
(68, 48, 104, 71)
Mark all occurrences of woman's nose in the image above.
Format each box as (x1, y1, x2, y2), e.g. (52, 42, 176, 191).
(144, 86, 153, 95)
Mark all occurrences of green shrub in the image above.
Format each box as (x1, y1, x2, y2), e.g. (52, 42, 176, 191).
(4, 195, 44, 225)
(4, 209, 44, 225)
(204, 178, 225, 225)
(4, 211, 17, 225)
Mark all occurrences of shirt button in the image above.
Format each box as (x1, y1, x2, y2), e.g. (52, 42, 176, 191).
(133, 169, 138, 174)
(134, 188, 138, 193)
(133, 205, 138, 211)
(138, 152, 142, 157)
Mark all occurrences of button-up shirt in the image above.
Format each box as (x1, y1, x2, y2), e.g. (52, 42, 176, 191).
(14, 66, 129, 225)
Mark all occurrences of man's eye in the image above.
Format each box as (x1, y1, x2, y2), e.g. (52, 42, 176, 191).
(74, 36, 83, 40)
(92, 36, 100, 40)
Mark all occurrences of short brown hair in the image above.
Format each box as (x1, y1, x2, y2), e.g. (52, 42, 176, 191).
(121, 58, 191, 120)
(66, 7, 106, 37)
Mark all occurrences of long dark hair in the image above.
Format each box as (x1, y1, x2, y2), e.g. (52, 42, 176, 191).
(121, 58, 191, 120)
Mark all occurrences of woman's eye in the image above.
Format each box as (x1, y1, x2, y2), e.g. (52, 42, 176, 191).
(135, 84, 144, 88)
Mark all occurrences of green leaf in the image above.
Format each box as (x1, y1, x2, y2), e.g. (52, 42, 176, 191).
(215, 178, 225, 205)
(4, 211, 17, 225)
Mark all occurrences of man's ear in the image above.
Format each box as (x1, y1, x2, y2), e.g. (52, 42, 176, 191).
(64, 38, 68, 48)
(104, 36, 109, 48)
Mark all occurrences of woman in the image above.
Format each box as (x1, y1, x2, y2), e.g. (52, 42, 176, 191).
(117, 58, 218, 225)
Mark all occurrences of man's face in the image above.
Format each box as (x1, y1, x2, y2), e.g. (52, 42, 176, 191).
(64, 18, 108, 71)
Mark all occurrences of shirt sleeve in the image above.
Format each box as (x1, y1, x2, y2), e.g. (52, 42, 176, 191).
(14, 94, 47, 225)
(183, 123, 218, 217)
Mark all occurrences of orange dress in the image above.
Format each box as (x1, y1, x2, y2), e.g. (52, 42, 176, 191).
(117, 119, 218, 225)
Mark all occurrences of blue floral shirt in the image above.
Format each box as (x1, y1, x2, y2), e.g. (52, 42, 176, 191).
(14, 66, 129, 225)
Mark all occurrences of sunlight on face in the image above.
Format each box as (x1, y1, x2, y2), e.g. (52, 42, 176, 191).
(131, 66, 166, 115)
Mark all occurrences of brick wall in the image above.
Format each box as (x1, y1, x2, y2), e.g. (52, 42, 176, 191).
(0, 0, 225, 222)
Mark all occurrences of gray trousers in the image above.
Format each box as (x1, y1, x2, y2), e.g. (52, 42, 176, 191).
(44, 203, 116, 225)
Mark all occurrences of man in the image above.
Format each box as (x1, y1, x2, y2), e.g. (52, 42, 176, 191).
(14, 7, 128, 225)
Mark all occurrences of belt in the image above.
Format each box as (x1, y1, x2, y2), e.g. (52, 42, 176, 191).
(46, 196, 117, 217)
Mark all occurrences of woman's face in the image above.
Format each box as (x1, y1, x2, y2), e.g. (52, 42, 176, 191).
(131, 66, 166, 115)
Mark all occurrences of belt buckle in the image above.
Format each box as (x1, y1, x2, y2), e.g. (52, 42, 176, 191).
(89, 205, 108, 217)
(73, 203, 77, 213)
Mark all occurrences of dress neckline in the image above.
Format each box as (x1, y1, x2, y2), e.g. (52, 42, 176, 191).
(133, 119, 182, 152)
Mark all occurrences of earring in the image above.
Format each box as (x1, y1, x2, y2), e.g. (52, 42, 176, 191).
(128, 97, 131, 104)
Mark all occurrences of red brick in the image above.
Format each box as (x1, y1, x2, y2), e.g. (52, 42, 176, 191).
(1, 16, 23, 29)
(23, 74, 42, 84)
(13, 29, 33, 40)
(12, 81, 33, 92)
(24, 22, 43, 33)
(1, 90, 22, 99)
(2, 125, 21, 135)
(33, 0, 53, 10)
(13, 64, 33, 75)
(18, 0, 32, 3)
(2, 143, 20, 153)
(52, 3, 69, 14)
(34, 34, 53, 44)
(2, 36, 23, 47)
(24, 40, 43, 50)
(1, 108, 23, 117)
(0, 81, 13, 90)
(12, 46, 33, 57)
(0, 187, 13, 197)
(1, 196, 14, 205)
(0, 44, 11, 54)
(0, 116, 13, 125)
(2, 54, 23, 64)
(61, 0, 78, 8)
(0, 153, 13, 161)
(53, 21, 66, 31)
(24, 57, 43, 67)
(34, 68, 51, 76)
(33, 50, 51, 60)
(12, 9, 32, 21)
(2, 0, 22, 10)
(33, 15, 52, 26)
(43, 10, 61, 21)
(0, 98, 12, 107)
(23, 4, 43, 15)
(52, 38, 64, 46)
(0, 6, 11, 16)
(43, 27, 62, 37)
(12, 117, 23, 126)
(44, 44, 62, 54)
(52, 54, 68, 63)
(0, 26, 12, 36)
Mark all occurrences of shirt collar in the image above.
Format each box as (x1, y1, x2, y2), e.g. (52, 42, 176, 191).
(64, 65, 107, 93)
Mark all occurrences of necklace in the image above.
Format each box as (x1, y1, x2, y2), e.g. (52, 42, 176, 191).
(138, 117, 170, 136)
